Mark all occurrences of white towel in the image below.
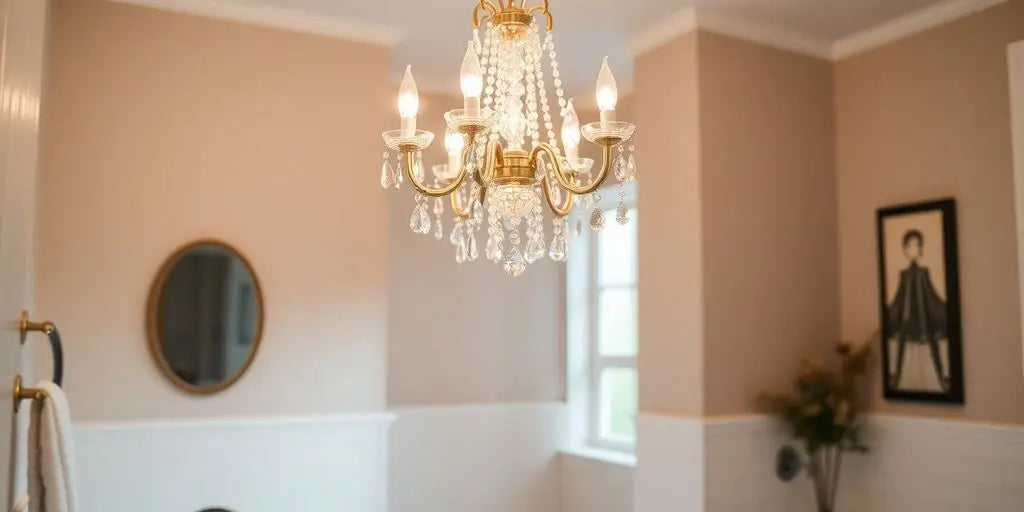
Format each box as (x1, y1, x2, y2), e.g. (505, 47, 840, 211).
(12, 492, 29, 512)
(26, 382, 77, 512)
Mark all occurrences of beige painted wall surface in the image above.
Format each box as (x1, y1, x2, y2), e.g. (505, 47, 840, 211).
(698, 31, 838, 416)
(635, 33, 705, 416)
(386, 93, 564, 406)
(38, 0, 391, 421)
(835, 0, 1024, 423)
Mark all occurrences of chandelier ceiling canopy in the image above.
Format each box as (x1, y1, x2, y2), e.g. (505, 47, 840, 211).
(381, 0, 638, 276)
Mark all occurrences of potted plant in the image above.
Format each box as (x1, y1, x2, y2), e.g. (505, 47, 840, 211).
(759, 337, 873, 512)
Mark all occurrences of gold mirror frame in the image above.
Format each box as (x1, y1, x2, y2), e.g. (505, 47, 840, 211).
(145, 239, 265, 395)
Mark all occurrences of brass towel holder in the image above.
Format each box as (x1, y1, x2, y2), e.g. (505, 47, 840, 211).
(11, 310, 62, 414)
(11, 375, 46, 414)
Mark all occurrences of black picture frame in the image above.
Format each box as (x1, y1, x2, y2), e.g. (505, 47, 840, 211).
(876, 198, 964, 404)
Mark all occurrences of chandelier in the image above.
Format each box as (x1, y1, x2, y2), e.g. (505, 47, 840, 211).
(380, 0, 637, 276)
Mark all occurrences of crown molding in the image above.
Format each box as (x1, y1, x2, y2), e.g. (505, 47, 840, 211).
(109, 0, 403, 47)
(831, 0, 1008, 60)
(628, 7, 697, 57)
(631, 0, 1008, 63)
(629, 7, 831, 60)
(695, 10, 833, 60)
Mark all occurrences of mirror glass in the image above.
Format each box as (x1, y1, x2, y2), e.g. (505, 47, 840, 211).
(147, 240, 263, 393)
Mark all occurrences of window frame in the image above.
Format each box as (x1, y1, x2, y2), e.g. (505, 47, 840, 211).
(567, 183, 638, 453)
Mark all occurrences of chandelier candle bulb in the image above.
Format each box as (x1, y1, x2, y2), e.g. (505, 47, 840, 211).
(596, 57, 617, 123)
(460, 42, 484, 117)
(398, 65, 419, 136)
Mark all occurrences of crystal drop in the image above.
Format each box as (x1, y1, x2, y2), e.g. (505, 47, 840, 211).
(503, 246, 527, 277)
(525, 237, 543, 264)
(433, 197, 444, 215)
(412, 153, 425, 182)
(409, 205, 423, 233)
(549, 231, 566, 261)
(486, 234, 503, 262)
(380, 162, 393, 189)
(575, 218, 582, 237)
(472, 199, 484, 222)
(468, 232, 479, 261)
(614, 154, 627, 181)
(590, 207, 605, 231)
(382, 150, 390, 159)
(626, 154, 637, 181)
(616, 203, 630, 225)
(455, 239, 467, 264)
(418, 206, 432, 234)
(450, 220, 463, 245)
(434, 217, 443, 240)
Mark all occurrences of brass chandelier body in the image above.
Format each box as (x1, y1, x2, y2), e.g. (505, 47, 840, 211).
(398, 1, 623, 215)
(381, 0, 637, 274)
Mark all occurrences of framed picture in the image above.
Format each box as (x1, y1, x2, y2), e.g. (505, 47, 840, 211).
(876, 198, 964, 404)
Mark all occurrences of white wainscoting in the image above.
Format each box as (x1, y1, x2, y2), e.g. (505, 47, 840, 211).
(633, 414, 705, 512)
(703, 417, 809, 511)
(840, 415, 1024, 511)
(388, 402, 566, 512)
(74, 413, 395, 512)
(561, 450, 634, 512)
(633, 413, 1024, 512)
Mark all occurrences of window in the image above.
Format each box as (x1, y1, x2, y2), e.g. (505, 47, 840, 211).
(567, 185, 638, 452)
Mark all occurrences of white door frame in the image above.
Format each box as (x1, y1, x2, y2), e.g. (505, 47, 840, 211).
(1010, 40, 1024, 376)
(0, 0, 48, 508)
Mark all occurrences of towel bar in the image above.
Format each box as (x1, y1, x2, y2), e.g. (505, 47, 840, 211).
(11, 310, 64, 413)
(11, 375, 46, 414)
(19, 310, 54, 342)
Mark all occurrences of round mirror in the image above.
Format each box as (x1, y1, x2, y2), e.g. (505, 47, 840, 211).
(146, 240, 264, 394)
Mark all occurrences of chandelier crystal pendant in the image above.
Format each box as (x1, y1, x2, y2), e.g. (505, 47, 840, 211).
(381, 0, 638, 276)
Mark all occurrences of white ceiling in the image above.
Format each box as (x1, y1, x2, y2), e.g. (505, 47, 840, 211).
(237, 0, 948, 95)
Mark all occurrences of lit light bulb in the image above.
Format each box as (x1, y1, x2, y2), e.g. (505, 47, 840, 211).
(445, 130, 465, 154)
(445, 130, 465, 176)
(460, 42, 483, 116)
(398, 65, 419, 135)
(596, 56, 618, 122)
(561, 98, 581, 163)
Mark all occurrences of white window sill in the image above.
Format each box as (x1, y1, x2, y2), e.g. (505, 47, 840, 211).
(561, 445, 636, 468)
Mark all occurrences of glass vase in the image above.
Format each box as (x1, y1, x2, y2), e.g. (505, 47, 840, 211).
(808, 446, 842, 512)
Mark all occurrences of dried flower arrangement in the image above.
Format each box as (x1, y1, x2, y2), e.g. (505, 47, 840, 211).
(759, 335, 874, 512)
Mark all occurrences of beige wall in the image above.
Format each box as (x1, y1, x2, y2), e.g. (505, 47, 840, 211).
(38, 0, 391, 421)
(835, 0, 1024, 424)
(386, 92, 564, 406)
(698, 32, 838, 415)
(634, 30, 837, 417)
(635, 32, 705, 416)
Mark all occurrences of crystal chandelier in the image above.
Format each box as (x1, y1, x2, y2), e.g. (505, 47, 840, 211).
(380, 0, 637, 276)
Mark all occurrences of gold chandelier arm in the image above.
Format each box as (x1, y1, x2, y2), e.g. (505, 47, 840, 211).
(530, 142, 612, 196)
(401, 149, 469, 198)
(527, 0, 553, 30)
(476, 137, 502, 186)
(541, 175, 575, 217)
(450, 183, 487, 219)
(473, 0, 500, 27)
